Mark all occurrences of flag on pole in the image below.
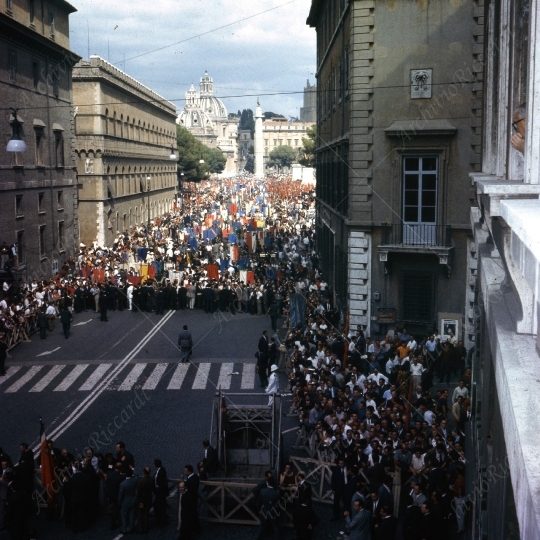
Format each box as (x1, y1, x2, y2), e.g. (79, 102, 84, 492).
(39, 418, 58, 509)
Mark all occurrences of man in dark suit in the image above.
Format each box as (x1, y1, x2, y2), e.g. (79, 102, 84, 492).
(136, 466, 154, 533)
(374, 505, 398, 540)
(200, 440, 218, 475)
(420, 502, 436, 540)
(14, 443, 34, 497)
(178, 325, 193, 363)
(118, 468, 138, 534)
(65, 463, 92, 533)
(331, 458, 348, 520)
(255, 477, 280, 540)
(115, 441, 134, 473)
(153, 459, 168, 526)
(178, 480, 195, 540)
(37, 308, 48, 339)
(60, 305, 73, 339)
(366, 491, 382, 526)
(105, 462, 124, 529)
(184, 464, 200, 534)
(378, 476, 394, 510)
(295, 471, 312, 509)
(293, 492, 319, 539)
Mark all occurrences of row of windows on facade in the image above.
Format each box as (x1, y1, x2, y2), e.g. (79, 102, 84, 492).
(9, 128, 64, 168)
(7, 50, 61, 97)
(102, 109, 175, 145)
(106, 199, 174, 232)
(263, 139, 302, 148)
(10, 221, 66, 263)
(105, 174, 176, 198)
(317, 0, 348, 60)
(319, 48, 350, 121)
(14, 191, 65, 218)
(5, 0, 56, 38)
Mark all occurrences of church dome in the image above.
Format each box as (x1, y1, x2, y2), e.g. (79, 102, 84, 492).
(199, 71, 228, 121)
(176, 108, 214, 133)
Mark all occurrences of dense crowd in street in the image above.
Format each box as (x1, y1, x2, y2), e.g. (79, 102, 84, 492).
(0, 174, 471, 539)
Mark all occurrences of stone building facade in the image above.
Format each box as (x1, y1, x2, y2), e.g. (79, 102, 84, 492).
(0, 0, 80, 278)
(73, 56, 177, 247)
(262, 117, 315, 170)
(466, 0, 540, 537)
(307, 0, 482, 343)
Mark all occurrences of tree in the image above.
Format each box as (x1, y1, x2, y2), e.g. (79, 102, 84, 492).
(204, 146, 227, 174)
(298, 125, 317, 167)
(244, 155, 254, 173)
(263, 111, 285, 119)
(239, 109, 255, 137)
(176, 125, 209, 182)
(267, 145, 296, 170)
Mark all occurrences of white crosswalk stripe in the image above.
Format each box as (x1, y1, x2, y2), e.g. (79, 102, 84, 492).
(241, 363, 256, 389)
(5, 365, 43, 393)
(118, 364, 147, 391)
(192, 363, 211, 390)
(0, 366, 22, 386)
(2, 362, 260, 393)
(54, 364, 89, 392)
(167, 363, 189, 390)
(217, 363, 234, 390)
(79, 364, 112, 391)
(142, 363, 168, 390)
(29, 365, 65, 392)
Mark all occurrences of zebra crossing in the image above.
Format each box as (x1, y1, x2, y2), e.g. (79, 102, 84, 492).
(0, 362, 259, 394)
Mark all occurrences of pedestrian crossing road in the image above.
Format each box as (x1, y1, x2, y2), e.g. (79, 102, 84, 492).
(0, 361, 258, 394)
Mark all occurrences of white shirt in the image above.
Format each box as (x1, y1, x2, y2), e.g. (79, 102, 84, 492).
(410, 363, 424, 376)
(407, 340, 417, 351)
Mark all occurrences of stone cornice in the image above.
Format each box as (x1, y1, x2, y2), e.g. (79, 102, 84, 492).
(73, 57, 177, 118)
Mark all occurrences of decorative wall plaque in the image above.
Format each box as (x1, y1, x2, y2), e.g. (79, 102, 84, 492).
(411, 69, 432, 99)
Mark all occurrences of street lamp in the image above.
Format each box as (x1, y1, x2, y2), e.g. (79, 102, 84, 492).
(169, 145, 177, 160)
(146, 175, 151, 244)
(6, 108, 27, 153)
(199, 156, 205, 164)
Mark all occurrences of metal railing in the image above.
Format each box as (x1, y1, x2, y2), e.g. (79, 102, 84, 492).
(381, 223, 452, 247)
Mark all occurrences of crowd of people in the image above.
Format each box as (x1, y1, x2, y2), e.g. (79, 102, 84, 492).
(0, 174, 471, 539)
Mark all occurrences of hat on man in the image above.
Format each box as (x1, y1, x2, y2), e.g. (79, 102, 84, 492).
(270, 364, 278, 373)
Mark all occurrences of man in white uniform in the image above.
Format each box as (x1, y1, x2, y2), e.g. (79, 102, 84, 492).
(266, 364, 279, 406)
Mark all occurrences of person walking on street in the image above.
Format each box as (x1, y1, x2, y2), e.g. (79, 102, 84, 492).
(60, 306, 73, 339)
(153, 458, 169, 527)
(178, 325, 193, 363)
(257, 330, 270, 387)
(135, 466, 154, 534)
(266, 365, 279, 406)
(266, 301, 280, 332)
(99, 286, 109, 322)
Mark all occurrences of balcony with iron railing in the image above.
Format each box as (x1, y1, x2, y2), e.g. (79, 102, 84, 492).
(377, 223, 454, 276)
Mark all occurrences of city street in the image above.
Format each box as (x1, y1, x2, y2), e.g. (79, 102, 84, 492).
(0, 307, 290, 540)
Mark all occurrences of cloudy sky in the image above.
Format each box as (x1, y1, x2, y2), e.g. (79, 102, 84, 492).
(68, 0, 316, 119)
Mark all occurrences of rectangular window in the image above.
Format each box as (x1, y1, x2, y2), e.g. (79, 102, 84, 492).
(58, 221, 64, 250)
(32, 61, 39, 89)
(29, 0, 35, 24)
(402, 156, 438, 245)
(402, 271, 434, 323)
(6, 0, 12, 12)
(49, 11, 55, 37)
(38, 192, 45, 213)
(35, 130, 44, 166)
(39, 225, 46, 258)
(15, 195, 23, 217)
(55, 133, 64, 167)
(57, 191, 63, 209)
(16, 231, 24, 263)
(8, 49, 16, 83)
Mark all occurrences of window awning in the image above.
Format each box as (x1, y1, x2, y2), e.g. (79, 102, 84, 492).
(385, 119, 457, 137)
(52, 123, 64, 132)
(33, 119, 46, 128)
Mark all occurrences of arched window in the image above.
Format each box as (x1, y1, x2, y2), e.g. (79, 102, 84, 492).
(105, 108, 109, 135)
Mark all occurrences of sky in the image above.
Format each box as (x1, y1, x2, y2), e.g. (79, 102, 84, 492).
(68, 0, 316, 119)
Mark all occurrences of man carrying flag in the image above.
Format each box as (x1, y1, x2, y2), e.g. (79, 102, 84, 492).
(39, 418, 59, 519)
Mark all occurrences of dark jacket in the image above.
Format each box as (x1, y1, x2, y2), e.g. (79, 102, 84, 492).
(60, 309, 72, 324)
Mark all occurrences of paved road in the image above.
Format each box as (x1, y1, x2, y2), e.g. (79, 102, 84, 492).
(1, 307, 298, 540)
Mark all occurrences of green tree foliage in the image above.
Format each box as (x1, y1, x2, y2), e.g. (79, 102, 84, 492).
(267, 145, 297, 170)
(176, 125, 226, 181)
(244, 155, 254, 173)
(204, 146, 226, 174)
(263, 111, 285, 119)
(239, 109, 255, 136)
(298, 124, 317, 167)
